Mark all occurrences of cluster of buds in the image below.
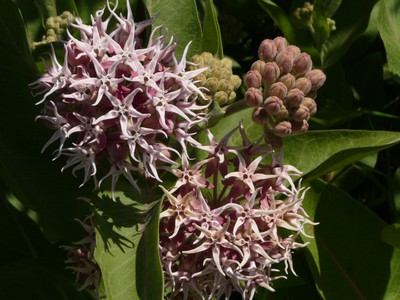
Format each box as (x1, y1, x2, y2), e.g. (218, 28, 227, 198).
(159, 124, 315, 299)
(187, 52, 242, 107)
(31, 1, 208, 197)
(32, 11, 75, 48)
(244, 37, 326, 148)
(292, 2, 336, 31)
(62, 213, 101, 292)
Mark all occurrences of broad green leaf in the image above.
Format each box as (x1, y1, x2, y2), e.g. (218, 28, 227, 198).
(283, 130, 400, 182)
(303, 180, 393, 300)
(0, 258, 90, 299)
(381, 223, 400, 248)
(94, 182, 163, 300)
(202, 0, 223, 58)
(142, 0, 202, 58)
(321, 0, 376, 68)
(383, 248, 400, 300)
(378, 0, 400, 77)
(0, 0, 90, 241)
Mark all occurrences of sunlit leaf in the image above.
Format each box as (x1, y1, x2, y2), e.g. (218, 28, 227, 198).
(93, 181, 163, 300)
(142, 0, 202, 58)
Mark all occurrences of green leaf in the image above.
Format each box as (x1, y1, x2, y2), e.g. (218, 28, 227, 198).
(383, 248, 400, 300)
(381, 223, 400, 248)
(202, 0, 223, 58)
(283, 130, 400, 182)
(0, 0, 90, 242)
(94, 182, 163, 300)
(303, 180, 393, 300)
(314, 0, 342, 18)
(378, 0, 400, 77)
(321, 0, 376, 68)
(142, 0, 202, 58)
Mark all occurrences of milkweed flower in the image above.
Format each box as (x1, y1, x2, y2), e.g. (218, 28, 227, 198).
(159, 124, 316, 299)
(31, 0, 208, 196)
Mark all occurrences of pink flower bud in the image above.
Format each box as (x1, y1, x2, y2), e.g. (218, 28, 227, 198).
(245, 87, 263, 107)
(286, 45, 301, 59)
(245, 70, 262, 88)
(273, 121, 292, 137)
(261, 62, 280, 84)
(252, 107, 269, 125)
(269, 82, 288, 99)
(251, 60, 266, 73)
(306, 90, 318, 99)
(273, 36, 288, 52)
(291, 104, 310, 122)
(292, 53, 312, 75)
(305, 69, 326, 90)
(275, 50, 294, 74)
(285, 88, 305, 108)
(303, 97, 317, 115)
(263, 96, 283, 115)
(294, 77, 312, 95)
(258, 39, 277, 62)
(291, 120, 309, 133)
(278, 73, 296, 90)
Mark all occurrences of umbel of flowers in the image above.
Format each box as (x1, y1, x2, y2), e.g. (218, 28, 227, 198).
(159, 125, 315, 299)
(244, 37, 326, 148)
(31, 0, 208, 197)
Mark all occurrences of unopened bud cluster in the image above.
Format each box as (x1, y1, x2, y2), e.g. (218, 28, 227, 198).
(188, 52, 242, 106)
(244, 36, 326, 147)
(32, 11, 74, 48)
(292, 2, 336, 32)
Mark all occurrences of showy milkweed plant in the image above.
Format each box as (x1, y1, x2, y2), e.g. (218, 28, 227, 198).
(2, 0, 400, 299)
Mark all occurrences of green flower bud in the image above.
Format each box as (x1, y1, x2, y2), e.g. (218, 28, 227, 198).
(263, 96, 283, 115)
(211, 57, 222, 68)
(47, 28, 57, 37)
(305, 69, 326, 90)
(220, 68, 232, 80)
(211, 67, 222, 78)
(286, 88, 305, 108)
(291, 104, 310, 122)
(230, 75, 242, 90)
(252, 107, 269, 125)
(201, 52, 214, 65)
(273, 121, 292, 137)
(218, 79, 234, 94)
(214, 91, 229, 105)
(46, 17, 56, 29)
(273, 36, 288, 52)
(261, 62, 280, 84)
(245, 70, 262, 88)
(258, 39, 277, 62)
(278, 73, 296, 90)
(293, 53, 312, 75)
(228, 91, 237, 103)
(198, 94, 212, 105)
(275, 50, 294, 74)
(46, 35, 57, 43)
(269, 82, 288, 99)
(220, 57, 233, 69)
(191, 54, 204, 65)
(294, 77, 312, 95)
(205, 77, 219, 93)
(195, 74, 207, 86)
(245, 87, 263, 107)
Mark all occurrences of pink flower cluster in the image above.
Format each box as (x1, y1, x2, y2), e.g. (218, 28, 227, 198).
(159, 125, 315, 299)
(31, 1, 207, 196)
